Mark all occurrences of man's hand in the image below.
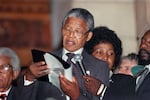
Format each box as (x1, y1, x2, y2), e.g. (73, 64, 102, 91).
(83, 75, 101, 96)
(26, 61, 49, 81)
(59, 74, 80, 100)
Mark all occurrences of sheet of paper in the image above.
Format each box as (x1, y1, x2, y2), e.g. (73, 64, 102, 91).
(44, 53, 72, 91)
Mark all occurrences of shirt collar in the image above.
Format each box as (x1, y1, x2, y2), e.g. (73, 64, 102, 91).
(62, 48, 83, 61)
(145, 64, 150, 71)
(0, 86, 11, 96)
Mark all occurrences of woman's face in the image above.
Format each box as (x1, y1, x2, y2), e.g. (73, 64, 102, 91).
(92, 42, 115, 70)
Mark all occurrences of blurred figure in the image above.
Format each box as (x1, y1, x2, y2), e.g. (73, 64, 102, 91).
(85, 26, 135, 100)
(135, 29, 150, 100)
(0, 47, 20, 100)
(117, 53, 138, 76)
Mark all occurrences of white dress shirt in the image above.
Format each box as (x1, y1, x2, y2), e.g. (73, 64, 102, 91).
(62, 48, 83, 61)
(0, 86, 11, 100)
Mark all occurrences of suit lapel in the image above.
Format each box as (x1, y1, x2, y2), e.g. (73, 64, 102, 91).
(7, 86, 16, 100)
(137, 72, 150, 93)
(52, 48, 63, 57)
(82, 50, 93, 72)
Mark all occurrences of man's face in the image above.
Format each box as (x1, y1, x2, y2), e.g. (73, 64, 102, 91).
(138, 32, 150, 66)
(0, 56, 13, 92)
(62, 17, 92, 52)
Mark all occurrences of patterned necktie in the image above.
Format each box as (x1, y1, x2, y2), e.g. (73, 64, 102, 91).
(66, 53, 79, 76)
(0, 94, 7, 100)
(66, 53, 75, 65)
(66, 53, 87, 96)
(66, 53, 82, 85)
(136, 68, 149, 91)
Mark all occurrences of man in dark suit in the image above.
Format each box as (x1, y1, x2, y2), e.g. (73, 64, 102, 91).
(11, 77, 66, 100)
(0, 47, 65, 100)
(135, 29, 150, 100)
(27, 8, 109, 100)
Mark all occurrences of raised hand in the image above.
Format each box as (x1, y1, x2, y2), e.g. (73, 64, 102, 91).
(83, 75, 101, 96)
(59, 74, 80, 100)
(26, 61, 49, 81)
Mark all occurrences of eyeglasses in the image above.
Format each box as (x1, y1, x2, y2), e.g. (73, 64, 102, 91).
(0, 64, 12, 71)
(62, 27, 89, 39)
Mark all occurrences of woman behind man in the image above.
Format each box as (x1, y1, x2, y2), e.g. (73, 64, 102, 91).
(85, 26, 135, 100)
(85, 26, 122, 72)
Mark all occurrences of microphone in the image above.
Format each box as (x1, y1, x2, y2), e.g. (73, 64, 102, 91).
(74, 54, 87, 75)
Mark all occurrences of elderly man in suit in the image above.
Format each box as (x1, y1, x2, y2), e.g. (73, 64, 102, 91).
(0, 47, 20, 100)
(27, 8, 109, 100)
(135, 29, 150, 100)
(0, 47, 65, 100)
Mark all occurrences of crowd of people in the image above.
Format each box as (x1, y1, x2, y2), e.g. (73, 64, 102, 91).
(1, 7, 150, 100)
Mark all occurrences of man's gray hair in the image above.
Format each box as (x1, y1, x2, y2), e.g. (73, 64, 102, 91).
(62, 8, 94, 32)
(0, 47, 20, 72)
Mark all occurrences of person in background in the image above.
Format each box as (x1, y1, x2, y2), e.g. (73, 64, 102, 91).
(116, 53, 138, 76)
(135, 29, 150, 100)
(0, 47, 20, 100)
(0, 47, 66, 100)
(85, 26, 136, 100)
(85, 26, 122, 72)
(26, 8, 109, 100)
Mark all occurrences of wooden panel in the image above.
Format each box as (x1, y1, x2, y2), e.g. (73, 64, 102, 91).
(0, 0, 51, 67)
(135, 0, 150, 41)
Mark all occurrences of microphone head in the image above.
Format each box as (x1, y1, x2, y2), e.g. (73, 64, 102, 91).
(74, 54, 83, 62)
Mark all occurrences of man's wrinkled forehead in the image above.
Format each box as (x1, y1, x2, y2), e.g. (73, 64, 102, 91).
(0, 56, 11, 65)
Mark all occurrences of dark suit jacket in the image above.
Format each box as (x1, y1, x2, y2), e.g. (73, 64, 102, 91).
(6, 77, 66, 100)
(52, 49, 109, 100)
(135, 72, 150, 100)
(102, 74, 136, 100)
